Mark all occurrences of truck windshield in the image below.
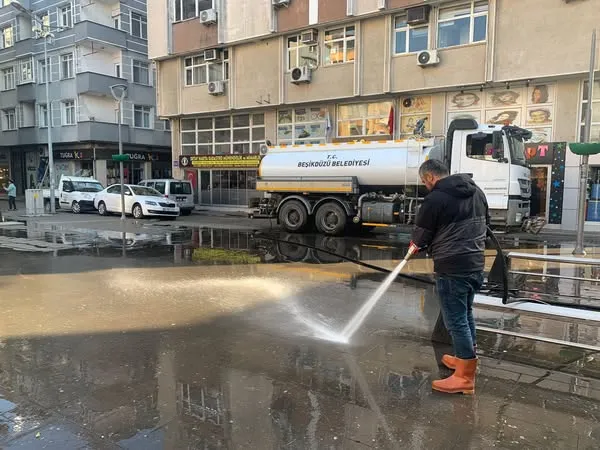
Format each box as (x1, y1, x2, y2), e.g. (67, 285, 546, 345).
(72, 181, 103, 192)
(508, 134, 527, 167)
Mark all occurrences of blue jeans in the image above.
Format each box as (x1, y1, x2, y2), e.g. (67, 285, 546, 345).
(436, 272, 485, 360)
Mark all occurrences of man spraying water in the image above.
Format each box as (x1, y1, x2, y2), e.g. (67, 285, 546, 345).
(411, 159, 489, 395)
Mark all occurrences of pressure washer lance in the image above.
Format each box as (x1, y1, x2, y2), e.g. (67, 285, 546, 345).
(340, 241, 421, 341)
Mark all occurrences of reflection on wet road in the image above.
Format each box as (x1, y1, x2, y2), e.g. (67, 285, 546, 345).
(0, 223, 599, 448)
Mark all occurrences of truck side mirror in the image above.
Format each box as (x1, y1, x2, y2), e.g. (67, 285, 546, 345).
(492, 131, 503, 150)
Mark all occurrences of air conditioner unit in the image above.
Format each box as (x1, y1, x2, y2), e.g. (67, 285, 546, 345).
(259, 144, 269, 155)
(300, 29, 318, 45)
(208, 81, 225, 95)
(290, 66, 312, 84)
(272, 0, 290, 7)
(417, 50, 439, 67)
(204, 49, 219, 61)
(407, 5, 431, 25)
(199, 9, 217, 25)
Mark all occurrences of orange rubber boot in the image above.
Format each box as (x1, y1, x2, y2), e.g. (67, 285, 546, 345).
(432, 358, 477, 395)
(441, 354, 458, 370)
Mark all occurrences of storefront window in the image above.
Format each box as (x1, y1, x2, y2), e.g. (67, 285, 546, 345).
(181, 114, 265, 155)
(0, 151, 9, 189)
(106, 161, 145, 186)
(208, 169, 258, 206)
(400, 96, 431, 136)
(586, 167, 600, 222)
(277, 107, 328, 145)
(337, 101, 392, 137)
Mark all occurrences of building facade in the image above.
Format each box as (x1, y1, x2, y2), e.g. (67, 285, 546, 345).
(148, 0, 599, 230)
(0, 0, 171, 193)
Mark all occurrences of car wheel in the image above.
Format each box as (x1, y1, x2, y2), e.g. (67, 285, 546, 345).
(71, 201, 81, 214)
(132, 203, 144, 219)
(98, 201, 108, 216)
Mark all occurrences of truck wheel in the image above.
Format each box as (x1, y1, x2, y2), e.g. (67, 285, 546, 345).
(315, 202, 347, 236)
(71, 201, 81, 214)
(278, 200, 308, 232)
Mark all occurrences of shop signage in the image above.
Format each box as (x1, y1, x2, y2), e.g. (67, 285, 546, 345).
(55, 150, 89, 160)
(179, 154, 261, 169)
(525, 143, 555, 165)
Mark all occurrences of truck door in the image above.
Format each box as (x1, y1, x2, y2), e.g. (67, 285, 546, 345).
(60, 180, 72, 207)
(455, 131, 510, 211)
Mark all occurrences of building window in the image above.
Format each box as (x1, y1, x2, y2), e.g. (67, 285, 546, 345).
(39, 104, 48, 128)
(134, 105, 152, 128)
(131, 13, 147, 39)
(2, 109, 16, 131)
(115, 63, 121, 78)
(581, 80, 600, 142)
(184, 50, 229, 86)
(37, 12, 50, 31)
(1, 25, 13, 49)
(278, 107, 329, 144)
(324, 26, 355, 65)
(18, 58, 34, 84)
(180, 114, 265, 156)
(164, 119, 171, 130)
(61, 53, 74, 79)
(62, 100, 75, 125)
(113, 15, 120, 29)
(132, 60, 150, 84)
(394, 16, 428, 54)
(438, 1, 488, 49)
(337, 101, 393, 137)
(38, 58, 49, 84)
(287, 35, 319, 70)
(2, 67, 15, 91)
(400, 95, 432, 136)
(174, 0, 214, 22)
(59, 3, 73, 29)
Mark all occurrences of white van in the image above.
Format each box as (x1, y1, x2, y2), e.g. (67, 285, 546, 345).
(43, 175, 104, 213)
(138, 179, 194, 215)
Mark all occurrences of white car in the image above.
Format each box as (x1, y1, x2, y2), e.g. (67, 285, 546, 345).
(94, 184, 180, 219)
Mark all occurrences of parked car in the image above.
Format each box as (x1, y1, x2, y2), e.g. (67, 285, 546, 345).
(94, 184, 180, 219)
(43, 175, 104, 213)
(138, 179, 194, 216)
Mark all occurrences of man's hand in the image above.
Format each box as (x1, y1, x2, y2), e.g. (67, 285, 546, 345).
(408, 241, 422, 256)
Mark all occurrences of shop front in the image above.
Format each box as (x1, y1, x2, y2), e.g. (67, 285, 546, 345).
(524, 142, 566, 226)
(179, 154, 261, 208)
(0, 150, 10, 190)
(54, 149, 171, 188)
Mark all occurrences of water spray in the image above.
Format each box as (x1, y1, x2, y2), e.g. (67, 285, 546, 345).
(339, 242, 420, 342)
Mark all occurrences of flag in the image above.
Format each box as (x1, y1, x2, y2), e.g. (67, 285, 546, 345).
(387, 106, 395, 136)
(325, 110, 332, 142)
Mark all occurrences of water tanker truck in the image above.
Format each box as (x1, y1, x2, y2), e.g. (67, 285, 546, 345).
(253, 118, 532, 235)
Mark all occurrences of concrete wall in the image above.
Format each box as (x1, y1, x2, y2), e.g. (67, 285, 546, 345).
(222, 0, 273, 43)
(147, 0, 170, 59)
(494, 0, 600, 81)
(234, 40, 281, 109)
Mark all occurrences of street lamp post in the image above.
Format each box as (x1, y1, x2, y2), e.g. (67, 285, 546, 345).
(11, 3, 58, 213)
(110, 84, 128, 221)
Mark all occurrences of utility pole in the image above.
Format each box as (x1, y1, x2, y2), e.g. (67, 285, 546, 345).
(573, 29, 597, 256)
(110, 84, 128, 221)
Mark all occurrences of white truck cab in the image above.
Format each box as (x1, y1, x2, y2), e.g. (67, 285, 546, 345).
(43, 175, 104, 213)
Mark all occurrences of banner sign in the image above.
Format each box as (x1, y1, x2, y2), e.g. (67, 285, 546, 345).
(179, 154, 260, 169)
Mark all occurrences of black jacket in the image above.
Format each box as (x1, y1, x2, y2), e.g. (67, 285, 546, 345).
(411, 174, 489, 275)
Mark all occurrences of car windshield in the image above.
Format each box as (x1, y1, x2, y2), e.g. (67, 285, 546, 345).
(71, 181, 104, 192)
(130, 186, 162, 197)
(170, 182, 192, 195)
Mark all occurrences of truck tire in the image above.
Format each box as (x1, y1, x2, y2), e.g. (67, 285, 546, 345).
(71, 201, 81, 214)
(315, 202, 347, 236)
(278, 200, 309, 232)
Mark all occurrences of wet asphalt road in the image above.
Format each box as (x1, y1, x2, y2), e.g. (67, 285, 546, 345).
(0, 217, 599, 448)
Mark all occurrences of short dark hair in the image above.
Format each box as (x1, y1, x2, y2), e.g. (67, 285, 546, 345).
(419, 159, 449, 178)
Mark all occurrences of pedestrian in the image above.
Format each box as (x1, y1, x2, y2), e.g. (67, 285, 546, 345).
(410, 159, 489, 395)
(3, 179, 17, 211)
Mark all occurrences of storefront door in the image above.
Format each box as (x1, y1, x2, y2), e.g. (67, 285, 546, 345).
(530, 165, 551, 219)
(199, 170, 211, 205)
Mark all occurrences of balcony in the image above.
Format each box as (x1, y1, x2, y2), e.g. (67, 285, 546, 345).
(77, 72, 128, 97)
(16, 83, 36, 102)
(74, 21, 126, 49)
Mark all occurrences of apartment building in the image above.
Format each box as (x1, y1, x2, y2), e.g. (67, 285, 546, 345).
(149, 0, 600, 230)
(0, 0, 171, 193)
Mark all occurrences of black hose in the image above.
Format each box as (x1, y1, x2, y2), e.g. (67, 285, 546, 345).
(486, 226, 509, 304)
